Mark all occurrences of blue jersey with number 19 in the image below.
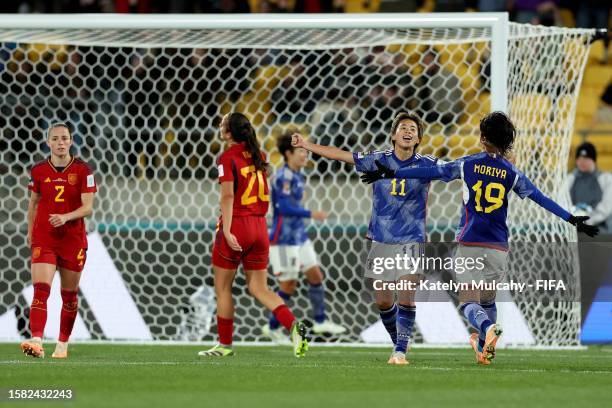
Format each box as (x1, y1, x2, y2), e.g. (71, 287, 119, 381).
(353, 149, 438, 244)
(394, 152, 572, 250)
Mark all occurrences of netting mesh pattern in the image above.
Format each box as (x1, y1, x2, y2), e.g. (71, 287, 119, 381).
(0, 22, 594, 344)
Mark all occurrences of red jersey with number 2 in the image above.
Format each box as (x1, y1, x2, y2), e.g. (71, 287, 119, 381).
(217, 142, 269, 217)
(28, 157, 97, 249)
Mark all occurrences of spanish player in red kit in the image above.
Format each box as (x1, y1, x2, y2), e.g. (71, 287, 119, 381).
(198, 113, 309, 358)
(20, 123, 96, 359)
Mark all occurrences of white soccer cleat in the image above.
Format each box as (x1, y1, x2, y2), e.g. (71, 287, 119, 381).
(387, 351, 409, 365)
(311, 319, 347, 335)
(197, 344, 234, 357)
(261, 324, 291, 345)
(51, 341, 68, 359)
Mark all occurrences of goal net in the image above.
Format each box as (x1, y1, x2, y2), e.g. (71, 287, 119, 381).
(0, 15, 595, 346)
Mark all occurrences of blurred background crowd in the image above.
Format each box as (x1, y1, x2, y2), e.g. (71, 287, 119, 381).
(0, 0, 610, 205)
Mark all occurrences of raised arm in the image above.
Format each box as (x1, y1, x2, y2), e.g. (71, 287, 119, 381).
(360, 160, 460, 184)
(291, 133, 354, 164)
(515, 174, 599, 237)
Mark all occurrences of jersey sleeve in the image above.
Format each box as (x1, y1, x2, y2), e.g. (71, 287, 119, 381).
(513, 170, 571, 221)
(28, 167, 40, 193)
(80, 163, 97, 194)
(352, 151, 385, 173)
(395, 160, 462, 182)
(511, 170, 537, 199)
(217, 152, 234, 184)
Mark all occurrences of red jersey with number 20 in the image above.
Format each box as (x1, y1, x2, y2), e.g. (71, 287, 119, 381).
(217, 142, 269, 217)
(28, 157, 97, 249)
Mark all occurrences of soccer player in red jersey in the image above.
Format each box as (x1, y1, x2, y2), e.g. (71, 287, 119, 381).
(20, 123, 97, 359)
(198, 113, 309, 358)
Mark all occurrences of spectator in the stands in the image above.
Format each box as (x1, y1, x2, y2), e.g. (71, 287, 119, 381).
(565, 142, 612, 234)
(434, 0, 466, 12)
(513, 0, 561, 26)
(575, 0, 609, 64)
(594, 81, 612, 124)
(414, 48, 464, 130)
(478, 0, 508, 12)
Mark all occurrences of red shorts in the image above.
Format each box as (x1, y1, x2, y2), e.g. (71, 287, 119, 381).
(212, 216, 269, 270)
(31, 244, 87, 273)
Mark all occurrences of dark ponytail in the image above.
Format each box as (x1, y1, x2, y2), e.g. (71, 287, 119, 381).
(228, 112, 267, 172)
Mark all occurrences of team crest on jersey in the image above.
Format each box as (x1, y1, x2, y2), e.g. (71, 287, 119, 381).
(282, 181, 291, 194)
(242, 151, 252, 158)
(32, 247, 41, 259)
(68, 173, 78, 185)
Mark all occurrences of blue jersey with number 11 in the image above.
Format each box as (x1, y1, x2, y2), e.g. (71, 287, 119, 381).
(394, 152, 571, 249)
(353, 149, 438, 244)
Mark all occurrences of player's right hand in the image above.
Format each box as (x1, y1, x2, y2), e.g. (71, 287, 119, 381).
(311, 210, 328, 221)
(291, 133, 306, 148)
(224, 231, 243, 252)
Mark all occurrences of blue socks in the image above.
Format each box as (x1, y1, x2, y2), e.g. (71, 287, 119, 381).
(395, 305, 416, 354)
(269, 290, 292, 330)
(379, 304, 398, 345)
(478, 301, 497, 350)
(461, 302, 492, 343)
(308, 283, 326, 324)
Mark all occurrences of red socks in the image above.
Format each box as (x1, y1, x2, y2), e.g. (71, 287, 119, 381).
(272, 304, 296, 331)
(217, 316, 233, 346)
(59, 289, 78, 342)
(29, 282, 51, 338)
(216, 306, 296, 345)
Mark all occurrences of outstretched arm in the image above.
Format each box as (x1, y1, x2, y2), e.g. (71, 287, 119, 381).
(515, 175, 599, 237)
(360, 160, 460, 184)
(292, 133, 354, 164)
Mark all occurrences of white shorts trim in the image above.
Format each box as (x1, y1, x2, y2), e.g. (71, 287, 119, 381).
(270, 240, 319, 282)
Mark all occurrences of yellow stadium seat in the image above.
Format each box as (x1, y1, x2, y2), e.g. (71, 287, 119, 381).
(509, 93, 552, 131)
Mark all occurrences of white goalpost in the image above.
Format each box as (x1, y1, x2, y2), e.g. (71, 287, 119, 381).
(0, 13, 596, 346)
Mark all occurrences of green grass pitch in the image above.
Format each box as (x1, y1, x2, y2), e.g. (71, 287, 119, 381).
(1, 343, 611, 408)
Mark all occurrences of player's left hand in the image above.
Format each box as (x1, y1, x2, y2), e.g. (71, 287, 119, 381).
(568, 215, 599, 237)
(49, 214, 69, 228)
(360, 160, 395, 184)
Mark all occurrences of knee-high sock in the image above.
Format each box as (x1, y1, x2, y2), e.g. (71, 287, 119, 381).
(269, 290, 291, 330)
(461, 302, 492, 336)
(272, 304, 296, 331)
(217, 316, 233, 346)
(379, 304, 398, 345)
(59, 289, 78, 342)
(308, 283, 326, 324)
(395, 305, 416, 354)
(478, 302, 497, 349)
(29, 282, 51, 338)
